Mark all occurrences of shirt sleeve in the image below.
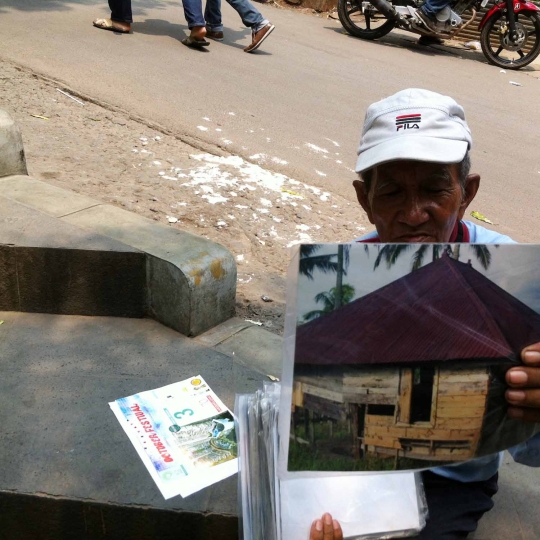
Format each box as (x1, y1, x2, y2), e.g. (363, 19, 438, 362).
(508, 432, 540, 466)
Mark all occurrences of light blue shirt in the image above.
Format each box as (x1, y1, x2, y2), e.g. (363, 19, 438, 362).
(357, 220, 540, 482)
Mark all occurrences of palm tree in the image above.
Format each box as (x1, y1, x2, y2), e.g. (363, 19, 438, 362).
(299, 245, 338, 280)
(299, 244, 351, 311)
(303, 285, 356, 322)
(374, 244, 494, 272)
(334, 244, 351, 310)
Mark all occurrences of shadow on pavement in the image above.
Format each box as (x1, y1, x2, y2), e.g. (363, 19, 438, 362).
(135, 18, 253, 52)
(0, 0, 176, 15)
(324, 24, 494, 67)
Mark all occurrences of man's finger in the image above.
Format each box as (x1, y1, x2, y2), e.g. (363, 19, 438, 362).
(309, 520, 323, 540)
(323, 513, 334, 539)
(506, 367, 540, 388)
(506, 388, 540, 409)
(521, 343, 540, 365)
(332, 519, 344, 540)
(507, 406, 540, 423)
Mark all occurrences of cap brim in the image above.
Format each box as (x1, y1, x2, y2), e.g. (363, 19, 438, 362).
(355, 137, 468, 173)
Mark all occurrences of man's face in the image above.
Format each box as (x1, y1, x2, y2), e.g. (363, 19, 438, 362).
(353, 161, 480, 243)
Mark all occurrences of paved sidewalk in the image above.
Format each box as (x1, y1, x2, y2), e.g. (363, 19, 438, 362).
(0, 310, 262, 539)
(473, 452, 540, 540)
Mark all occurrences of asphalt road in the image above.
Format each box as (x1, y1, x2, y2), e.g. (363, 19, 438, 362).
(0, 0, 539, 241)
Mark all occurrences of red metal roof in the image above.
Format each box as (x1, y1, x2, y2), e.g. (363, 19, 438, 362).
(295, 255, 540, 366)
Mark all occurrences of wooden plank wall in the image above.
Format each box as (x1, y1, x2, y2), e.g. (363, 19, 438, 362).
(343, 369, 400, 405)
(364, 366, 490, 460)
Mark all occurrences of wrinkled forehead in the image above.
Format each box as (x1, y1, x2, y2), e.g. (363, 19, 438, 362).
(368, 160, 456, 188)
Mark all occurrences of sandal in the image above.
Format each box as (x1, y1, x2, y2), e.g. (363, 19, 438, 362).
(181, 36, 210, 48)
(93, 18, 131, 34)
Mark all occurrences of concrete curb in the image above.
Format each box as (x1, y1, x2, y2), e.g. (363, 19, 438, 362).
(0, 196, 147, 317)
(195, 317, 284, 378)
(0, 110, 27, 178)
(0, 491, 238, 540)
(0, 175, 236, 336)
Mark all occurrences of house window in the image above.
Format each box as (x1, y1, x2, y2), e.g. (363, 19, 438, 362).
(367, 405, 395, 416)
(410, 367, 435, 423)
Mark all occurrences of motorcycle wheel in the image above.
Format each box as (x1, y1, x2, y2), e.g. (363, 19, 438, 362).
(337, 0, 396, 40)
(480, 10, 540, 69)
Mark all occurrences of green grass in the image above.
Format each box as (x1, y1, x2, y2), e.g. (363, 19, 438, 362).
(288, 441, 396, 472)
(288, 441, 444, 472)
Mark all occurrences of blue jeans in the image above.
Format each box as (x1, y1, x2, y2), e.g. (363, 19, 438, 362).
(410, 471, 498, 539)
(182, 0, 206, 28)
(109, 0, 132, 23)
(204, 0, 267, 32)
(421, 0, 452, 17)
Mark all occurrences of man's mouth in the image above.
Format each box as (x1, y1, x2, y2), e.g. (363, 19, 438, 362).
(394, 233, 435, 242)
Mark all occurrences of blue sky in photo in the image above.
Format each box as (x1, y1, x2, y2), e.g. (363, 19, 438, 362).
(295, 244, 540, 322)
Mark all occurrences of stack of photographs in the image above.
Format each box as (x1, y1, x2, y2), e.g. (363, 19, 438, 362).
(236, 383, 282, 540)
(236, 389, 427, 539)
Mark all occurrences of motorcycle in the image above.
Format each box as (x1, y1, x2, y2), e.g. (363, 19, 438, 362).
(337, 0, 540, 68)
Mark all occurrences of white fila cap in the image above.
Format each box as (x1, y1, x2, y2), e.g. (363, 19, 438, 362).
(355, 88, 472, 174)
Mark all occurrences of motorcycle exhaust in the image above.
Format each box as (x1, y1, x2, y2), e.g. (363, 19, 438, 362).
(368, 0, 400, 21)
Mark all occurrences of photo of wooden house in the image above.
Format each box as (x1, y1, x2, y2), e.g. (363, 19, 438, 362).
(289, 252, 540, 471)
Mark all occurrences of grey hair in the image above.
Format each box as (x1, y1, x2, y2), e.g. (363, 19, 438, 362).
(360, 151, 471, 198)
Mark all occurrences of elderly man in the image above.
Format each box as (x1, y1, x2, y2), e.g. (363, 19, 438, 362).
(309, 88, 540, 540)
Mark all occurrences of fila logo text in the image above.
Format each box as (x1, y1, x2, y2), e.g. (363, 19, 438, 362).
(396, 114, 422, 131)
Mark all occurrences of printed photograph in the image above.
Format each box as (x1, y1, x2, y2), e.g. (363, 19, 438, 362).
(288, 244, 540, 472)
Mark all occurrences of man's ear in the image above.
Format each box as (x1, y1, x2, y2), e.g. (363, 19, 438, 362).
(352, 180, 375, 224)
(457, 173, 481, 220)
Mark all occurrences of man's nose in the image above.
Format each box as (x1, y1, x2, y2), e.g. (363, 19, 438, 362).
(398, 196, 430, 227)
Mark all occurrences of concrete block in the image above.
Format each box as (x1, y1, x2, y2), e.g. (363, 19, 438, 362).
(0, 312, 262, 539)
(1, 177, 238, 336)
(0, 110, 27, 178)
(0, 197, 146, 318)
(16, 247, 146, 317)
(0, 491, 239, 540)
(0, 175, 97, 217)
(0, 246, 19, 311)
(63, 204, 236, 336)
(0, 196, 141, 252)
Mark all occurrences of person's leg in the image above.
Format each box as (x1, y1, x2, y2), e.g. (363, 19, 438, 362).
(109, 0, 133, 23)
(94, 0, 131, 32)
(204, 0, 224, 33)
(412, 471, 499, 540)
(181, 0, 209, 46)
(420, 0, 452, 18)
(182, 0, 206, 30)
(224, 0, 274, 53)
(224, 0, 267, 31)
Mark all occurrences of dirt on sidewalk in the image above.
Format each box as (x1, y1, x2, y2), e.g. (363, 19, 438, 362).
(0, 58, 370, 334)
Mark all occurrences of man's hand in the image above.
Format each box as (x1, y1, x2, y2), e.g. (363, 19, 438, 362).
(506, 343, 540, 422)
(309, 513, 343, 540)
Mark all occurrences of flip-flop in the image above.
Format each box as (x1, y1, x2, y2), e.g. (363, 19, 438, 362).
(93, 18, 131, 34)
(181, 36, 210, 48)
